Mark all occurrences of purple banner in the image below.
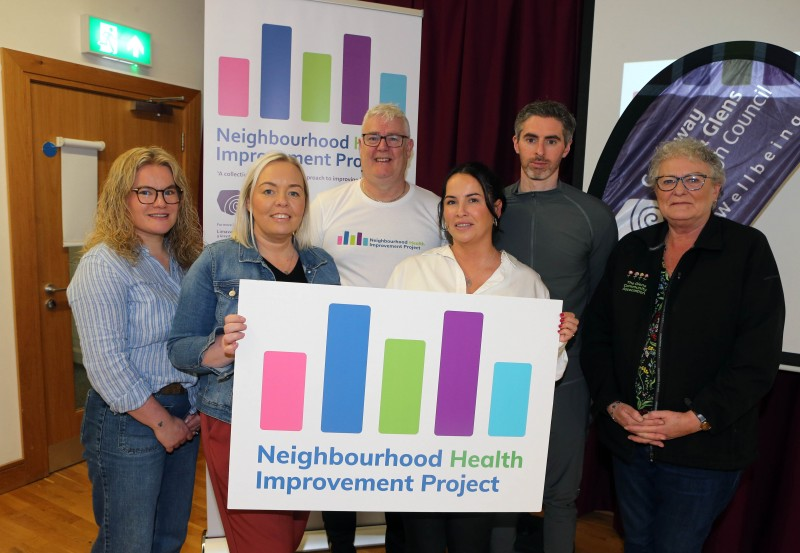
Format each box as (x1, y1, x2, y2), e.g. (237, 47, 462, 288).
(601, 58, 800, 236)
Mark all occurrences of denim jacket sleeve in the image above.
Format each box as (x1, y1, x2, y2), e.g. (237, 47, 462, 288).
(167, 246, 233, 378)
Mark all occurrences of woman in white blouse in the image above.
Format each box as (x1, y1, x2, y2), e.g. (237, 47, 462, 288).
(386, 161, 577, 553)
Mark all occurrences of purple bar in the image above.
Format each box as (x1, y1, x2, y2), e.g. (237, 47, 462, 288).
(357, 232, 363, 245)
(434, 311, 484, 436)
(341, 34, 371, 124)
(218, 57, 249, 117)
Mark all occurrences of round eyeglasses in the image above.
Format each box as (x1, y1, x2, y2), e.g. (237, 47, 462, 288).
(653, 174, 708, 192)
(131, 186, 183, 204)
(361, 133, 409, 148)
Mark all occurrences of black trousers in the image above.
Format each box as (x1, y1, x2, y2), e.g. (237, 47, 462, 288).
(403, 512, 492, 553)
(322, 511, 405, 553)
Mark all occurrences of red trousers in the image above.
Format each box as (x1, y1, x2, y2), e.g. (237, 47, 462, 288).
(201, 414, 309, 552)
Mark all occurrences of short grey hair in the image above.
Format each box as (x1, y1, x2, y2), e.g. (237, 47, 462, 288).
(646, 138, 726, 188)
(362, 103, 411, 136)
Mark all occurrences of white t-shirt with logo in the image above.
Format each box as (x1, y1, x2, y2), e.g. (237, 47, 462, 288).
(308, 179, 443, 287)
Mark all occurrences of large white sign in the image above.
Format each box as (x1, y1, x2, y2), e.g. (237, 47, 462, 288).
(203, 0, 422, 243)
(228, 280, 562, 512)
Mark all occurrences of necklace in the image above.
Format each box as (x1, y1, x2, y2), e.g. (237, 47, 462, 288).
(261, 248, 298, 274)
(360, 178, 409, 203)
(460, 249, 502, 292)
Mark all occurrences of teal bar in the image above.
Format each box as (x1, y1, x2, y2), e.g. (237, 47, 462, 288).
(301, 53, 331, 122)
(488, 362, 532, 437)
(379, 339, 425, 434)
(379, 73, 407, 113)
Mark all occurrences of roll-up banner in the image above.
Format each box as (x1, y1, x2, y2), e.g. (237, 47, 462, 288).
(203, 0, 423, 244)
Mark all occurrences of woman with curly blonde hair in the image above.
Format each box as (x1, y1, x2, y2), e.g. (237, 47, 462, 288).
(68, 146, 204, 553)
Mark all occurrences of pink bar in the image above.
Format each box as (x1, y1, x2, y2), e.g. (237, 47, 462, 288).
(261, 351, 306, 431)
(218, 57, 249, 117)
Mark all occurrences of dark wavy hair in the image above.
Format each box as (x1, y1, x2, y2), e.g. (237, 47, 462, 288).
(439, 161, 506, 244)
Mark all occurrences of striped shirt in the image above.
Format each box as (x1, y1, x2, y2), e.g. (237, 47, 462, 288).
(68, 243, 198, 413)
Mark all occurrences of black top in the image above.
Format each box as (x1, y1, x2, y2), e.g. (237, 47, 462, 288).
(264, 257, 308, 283)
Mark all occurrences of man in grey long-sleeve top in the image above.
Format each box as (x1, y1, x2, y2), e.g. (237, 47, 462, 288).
(495, 100, 618, 553)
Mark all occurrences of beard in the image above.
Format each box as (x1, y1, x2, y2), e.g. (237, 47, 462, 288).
(522, 158, 557, 181)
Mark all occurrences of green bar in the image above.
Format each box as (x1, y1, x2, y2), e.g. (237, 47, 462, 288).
(379, 339, 425, 434)
(301, 53, 331, 122)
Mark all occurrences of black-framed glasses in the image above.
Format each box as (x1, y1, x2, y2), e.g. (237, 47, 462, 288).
(653, 174, 708, 191)
(131, 186, 183, 204)
(361, 133, 409, 148)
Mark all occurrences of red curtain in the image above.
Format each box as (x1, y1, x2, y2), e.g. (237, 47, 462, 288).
(364, 0, 585, 192)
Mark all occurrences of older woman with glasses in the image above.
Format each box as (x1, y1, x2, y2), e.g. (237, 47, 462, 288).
(581, 137, 785, 552)
(68, 146, 203, 553)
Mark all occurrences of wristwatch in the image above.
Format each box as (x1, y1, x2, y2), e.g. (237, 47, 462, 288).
(694, 411, 712, 431)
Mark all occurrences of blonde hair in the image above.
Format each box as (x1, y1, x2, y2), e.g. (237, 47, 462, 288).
(84, 146, 203, 269)
(230, 152, 312, 250)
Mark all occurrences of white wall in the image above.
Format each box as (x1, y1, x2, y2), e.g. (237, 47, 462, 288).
(0, 0, 204, 465)
(585, 0, 800, 192)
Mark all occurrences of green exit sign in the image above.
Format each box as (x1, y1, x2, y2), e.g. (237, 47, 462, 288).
(81, 15, 152, 66)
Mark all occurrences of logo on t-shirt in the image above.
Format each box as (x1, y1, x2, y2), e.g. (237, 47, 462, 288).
(337, 229, 370, 246)
(336, 229, 424, 252)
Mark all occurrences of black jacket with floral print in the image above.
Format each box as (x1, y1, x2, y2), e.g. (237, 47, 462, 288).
(581, 216, 785, 470)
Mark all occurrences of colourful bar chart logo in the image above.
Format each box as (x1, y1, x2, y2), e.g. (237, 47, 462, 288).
(337, 230, 369, 247)
(218, 24, 409, 121)
(260, 304, 534, 438)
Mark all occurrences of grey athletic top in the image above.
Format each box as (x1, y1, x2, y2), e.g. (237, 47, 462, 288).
(497, 181, 618, 382)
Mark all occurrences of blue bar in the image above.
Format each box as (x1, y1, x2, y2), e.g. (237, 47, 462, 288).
(379, 73, 408, 113)
(321, 304, 371, 433)
(488, 362, 532, 437)
(342, 230, 350, 244)
(261, 24, 291, 120)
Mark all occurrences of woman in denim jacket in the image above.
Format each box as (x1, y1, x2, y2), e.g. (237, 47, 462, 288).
(168, 152, 340, 553)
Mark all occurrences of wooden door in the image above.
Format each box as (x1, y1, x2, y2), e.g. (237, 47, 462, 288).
(1, 49, 201, 491)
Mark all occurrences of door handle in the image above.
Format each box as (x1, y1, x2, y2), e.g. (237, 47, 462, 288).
(44, 283, 68, 295)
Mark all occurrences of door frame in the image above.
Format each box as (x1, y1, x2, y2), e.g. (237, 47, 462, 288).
(0, 48, 201, 493)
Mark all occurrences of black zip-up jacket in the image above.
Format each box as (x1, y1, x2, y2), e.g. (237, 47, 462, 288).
(581, 216, 785, 470)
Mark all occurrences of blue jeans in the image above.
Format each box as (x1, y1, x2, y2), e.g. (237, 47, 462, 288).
(82, 389, 199, 553)
(613, 446, 742, 553)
